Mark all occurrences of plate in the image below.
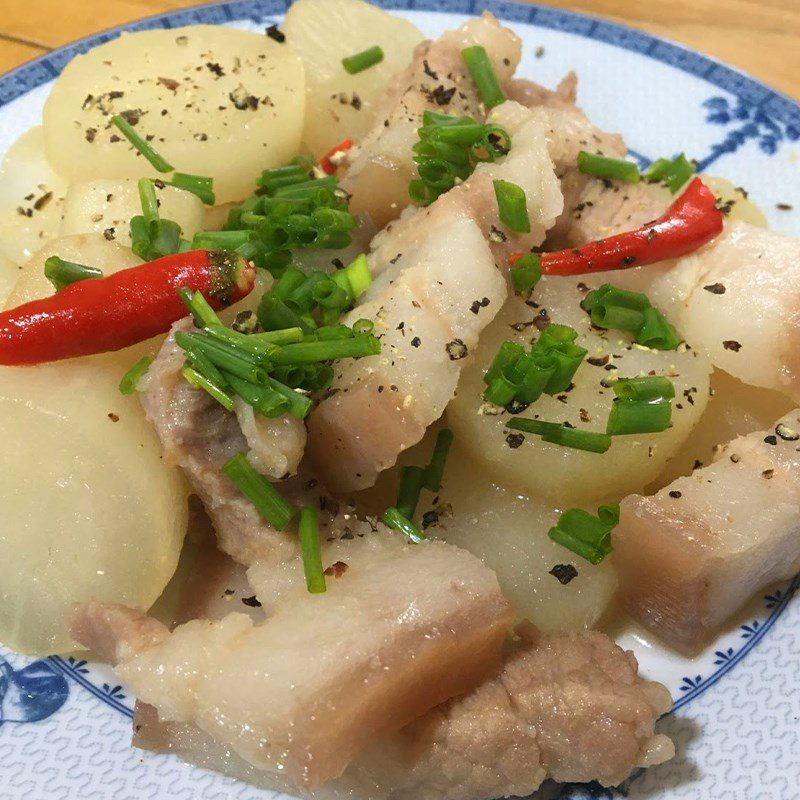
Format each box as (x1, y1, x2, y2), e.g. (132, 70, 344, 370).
(1, 2, 799, 798)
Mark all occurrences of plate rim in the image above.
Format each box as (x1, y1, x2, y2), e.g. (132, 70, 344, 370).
(0, 2, 798, 795)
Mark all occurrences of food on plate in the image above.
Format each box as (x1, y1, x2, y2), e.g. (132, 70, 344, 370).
(42, 26, 306, 203)
(613, 410, 800, 653)
(0, 1, 797, 796)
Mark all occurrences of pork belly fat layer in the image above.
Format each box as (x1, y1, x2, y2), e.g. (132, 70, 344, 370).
(132, 629, 673, 800)
(74, 528, 513, 789)
(613, 409, 800, 654)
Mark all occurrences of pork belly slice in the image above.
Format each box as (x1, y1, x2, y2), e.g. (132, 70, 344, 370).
(342, 12, 521, 227)
(366, 100, 563, 271)
(306, 208, 506, 492)
(604, 221, 800, 403)
(130, 627, 672, 800)
(139, 322, 317, 566)
(613, 409, 800, 654)
(71, 522, 513, 789)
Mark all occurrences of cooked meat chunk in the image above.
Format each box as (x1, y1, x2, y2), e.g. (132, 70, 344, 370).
(342, 12, 521, 227)
(130, 627, 673, 799)
(306, 207, 506, 492)
(613, 409, 800, 653)
(139, 321, 313, 565)
(71, 520, 513, 789)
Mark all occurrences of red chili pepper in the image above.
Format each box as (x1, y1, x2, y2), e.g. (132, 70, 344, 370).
(319, 138, 354, 175)
(0, 250, 255, 366)
(510, 177, 724, 276)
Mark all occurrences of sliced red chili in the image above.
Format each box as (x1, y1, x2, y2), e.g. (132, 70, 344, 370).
(319, 138, 354, 176)
(0, 249, 255, 366)
(510, 177, 724, 276)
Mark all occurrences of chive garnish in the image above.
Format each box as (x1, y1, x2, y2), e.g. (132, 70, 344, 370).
(423, 428, 454, 491)
(175, 331, 269, 385)
(191, 230, 251, 251)
(605, 376, 674, 436)
(178, 286, 221, 328)
(510, 253, 541, 295)
(461, 45, 505, 109)
(493, 179, 531, 233)
(506, 418, 612, 454)
(612, 376, 675, 402)
(44, 256, 103, 292)
(330, 253, 372, 300)
(644, 153, 695, 194)
(131, 178, 187, 260)
(548, 503, 619, 564)
(169, 173, 216, 205)
(299, 507, 327, 593)
(222, 453, 296, 530)
(181, 365, 235, 410)
(396, 466, 426, 520)
(341, 45, 384, 74)
(110, 115, 174, 173)
(118, 356, 152, 395)
(382, 507, 426, 544)
(582, 283, 680, 350)
(269, 335, 381, 366)
(577, 151, 640, 184)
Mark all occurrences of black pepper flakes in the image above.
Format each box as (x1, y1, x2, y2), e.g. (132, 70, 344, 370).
(422, 60, 438, 80)
(703, 283, 726, 295)
(107, 412, 119, 422)
(324, 561, 348, 578)
(722, 340, 742, 352)
(446, 339, 468, 360)
(103, 227, 116, 241)
(505, 432, 525, 449)
(762, 469, 775, 479)
(549, 564, 578, 585)
(421, 509, 440, 529)
(587, 355, 609, 367)
(668, 490, 682, 499)
(410, 336, 421, 348)
(241, 595, 262, 608)
(764, 435, 778, 446)
(266, 24, 286, 43)
(776, 202, 793, 211)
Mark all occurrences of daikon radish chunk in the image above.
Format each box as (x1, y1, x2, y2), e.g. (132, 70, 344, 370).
(283, 0, 423, 156)
(447, 280, 711, 505)
(0, 253, 20, 307)
(614, 409, 800, 654)
(0, 127, 67, 264)
(42, 26, 305, 203)
(60, 178, 204, 242)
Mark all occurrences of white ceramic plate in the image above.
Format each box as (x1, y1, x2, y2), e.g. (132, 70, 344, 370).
(1, 2, 798, 798)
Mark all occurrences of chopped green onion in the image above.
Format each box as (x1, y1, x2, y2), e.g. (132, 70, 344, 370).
(175, 331, 269, 385)
(510, 253, 541, 295)
(342, 45, 384, 74)
(577, 151, 640, 184)
(423, 428, 454, 491)
(110, 115, 174, 173)
(257, 164, 310, 193)
(138, 178, 159, 223)
(250, 327, 305, 345)
(352, 318, 374, 335)
(192, 230, 251, 250)
(461, 45, 505, 109)
(181, 365, 235, 411)
(265, 377, 314, 419)
(637, 307, 681, 350)
(298, 506, 326, 593)
(381, 506, 425, 544)
(606, 398, 672, 436)
(506, 418, 612, 453)
(582, 283, 680, 350)
(330, 253, 372, 300)
(119, 356, 152, 395)
(612, 375, 675, 402)
(548, 505, 618, 565)
(44, 256, 103, 292)
(182, 344, 229, 389)
(644, 153, 696, 194)
(222, 372, 290, 417)
(222, 453, 295, 530)
(665, 154, 695, 193)
(287, 271, 332, 314)
(258, 294, 317, 334)
(396, 466, 426, 520)
(178, 287, 221, 328)
(270, 335, 380, 366)
(493, 179, 530, 234)
(169, 173, 216, 205)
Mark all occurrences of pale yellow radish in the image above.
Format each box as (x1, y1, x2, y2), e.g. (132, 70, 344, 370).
(42, 26, 305, 203)
(0, 126, 67, 264)
(60, 179, 204, 243)
(283, 0, 423, 156)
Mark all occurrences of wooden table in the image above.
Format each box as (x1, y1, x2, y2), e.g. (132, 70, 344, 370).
(0, 0, 798, 100)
